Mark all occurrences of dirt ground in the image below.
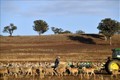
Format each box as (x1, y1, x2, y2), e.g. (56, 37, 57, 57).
(0, 34, 120, 62)
(0, 74, 120, 80)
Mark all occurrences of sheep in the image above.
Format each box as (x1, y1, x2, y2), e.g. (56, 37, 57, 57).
(111, 69, 120, 78)
(32, 67, 39, 76)
(37, 66, 46, 79)
(91, 62, 105, 73)
(20, 66, 32, 76)
(55, 66, 66, 76)
(0, 67, 8, 77)
(67, 67, 79, 76)
(82, 67, 95, 76)
(8, 67, 20, 77)
(44, 67, 57, 76)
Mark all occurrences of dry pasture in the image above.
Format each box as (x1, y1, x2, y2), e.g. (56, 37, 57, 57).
(0, 34, 120, 80)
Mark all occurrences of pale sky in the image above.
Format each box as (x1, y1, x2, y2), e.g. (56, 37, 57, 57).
(0, 0, 120, 36)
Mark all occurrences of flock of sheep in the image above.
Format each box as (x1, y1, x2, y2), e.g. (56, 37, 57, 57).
(0, 61, 120, 80)
(0, 61, 106, 78)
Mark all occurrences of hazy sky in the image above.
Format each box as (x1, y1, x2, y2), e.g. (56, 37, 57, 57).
(0, 0, 120, 36)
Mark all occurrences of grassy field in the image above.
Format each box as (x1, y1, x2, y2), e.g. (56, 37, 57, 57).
(0, 34, 120, 62)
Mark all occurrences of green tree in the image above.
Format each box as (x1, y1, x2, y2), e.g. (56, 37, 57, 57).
(97, 18, 120, 45)
(61, 30, 72, 34)
(3, 23, 17, 36)
(51, 27, 63, 34)
(116, 30, 120, 34)
(33, 20, 49, 35)
(76, 30, 85, 34)
(0, 34, 2, 36)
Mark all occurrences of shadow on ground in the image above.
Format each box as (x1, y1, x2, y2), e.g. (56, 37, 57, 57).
(68, 35, 96, 44)
(81, 34, 104, 40)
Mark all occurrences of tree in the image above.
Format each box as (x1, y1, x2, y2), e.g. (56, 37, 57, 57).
(116, 30, 120, 34)
(51, 27, 63, 34)
(0, 34, 2, 36)
(76, 30, 85, 34)
(3, 23, 17, 36)
(51, 27, 72, 34)
(33, 20, 49, 35)
(97, 18, 120, 45)
(61, 30, 72, 34)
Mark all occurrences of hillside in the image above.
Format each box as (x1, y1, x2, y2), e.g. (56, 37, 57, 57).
(0, 34, 120, 62)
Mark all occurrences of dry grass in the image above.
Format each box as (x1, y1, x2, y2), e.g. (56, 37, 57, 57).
(0, 34, 120, 62)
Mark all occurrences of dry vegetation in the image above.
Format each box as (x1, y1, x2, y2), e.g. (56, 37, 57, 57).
(0, 34, 120, 62)
(0, 34, 120, 80)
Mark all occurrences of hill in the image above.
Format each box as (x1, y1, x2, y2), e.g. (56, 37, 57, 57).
(0, 34, 120, 62)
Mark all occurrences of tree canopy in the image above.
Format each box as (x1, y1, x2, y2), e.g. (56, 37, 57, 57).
(51, 27, 72, 34)
(97, 18, 120, 45)
(33, 20, 49, 35)
(3, 23, 17, 36)
(51, 27, 63, 34)
(61, 30, 72, 34)
(76, 30, 85, 34)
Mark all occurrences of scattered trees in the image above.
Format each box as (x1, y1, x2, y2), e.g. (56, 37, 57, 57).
(116, 30, 120, 34)
(76, 30, 85, 34)
(33, 20, 49, 35)
(0, 34, 2, 36)
(3, 23, 17, 36)
(51, 27, 72, 34)
(51, 27, 63, 34)
(61, 30, 72, 34)
(97, 18, 120, 45)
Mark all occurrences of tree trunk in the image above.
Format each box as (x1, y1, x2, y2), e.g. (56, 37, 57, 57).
(9, 32, 12, 36)
(109, 37, 112, 45)
(10, 34, 12, 36)
(39, 33, 40, 36)
(39, 32, 41, 36)
(9, 30, 12, 36)
(104, 36, 107, 41)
